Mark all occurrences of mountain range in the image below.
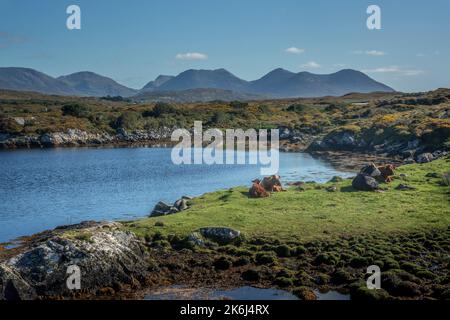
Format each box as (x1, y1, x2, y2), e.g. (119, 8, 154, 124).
(0, 67, 395, 101)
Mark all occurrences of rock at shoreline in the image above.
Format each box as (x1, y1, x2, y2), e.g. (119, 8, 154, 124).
(416, 153, 434, 164)
(352, 174, 379, 191)
(150, 197, 192, 217)
(0, 221, 148, 300)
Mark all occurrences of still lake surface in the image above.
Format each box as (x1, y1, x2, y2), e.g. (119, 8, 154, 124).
(0, 147, 354, 243)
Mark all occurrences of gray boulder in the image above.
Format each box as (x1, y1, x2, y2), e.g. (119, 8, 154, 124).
(416, 153, 434, 164)
(151, 201, 172, 217)
(151, 196, 192, 217)
(352, 174, 379, 191)
(360, 163, 381, 177)
(174, 199, 188, 211)
(199, 227, 241, 245)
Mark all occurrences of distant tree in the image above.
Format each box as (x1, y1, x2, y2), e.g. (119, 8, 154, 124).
(210, 111, 229, 125)
(229, 101, 248, 109)
(143, 102, 177, 118)
(61, 103, 90, 118)
(101, 95, 130, 102)
(287, 104, 308, 113)
(112, 111, 142, 130)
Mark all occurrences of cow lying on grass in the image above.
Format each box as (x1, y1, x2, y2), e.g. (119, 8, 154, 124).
(361, 163, 396, 183)
(249, 175, 285, 198)
(378, 164, 395, 183)
(249, 179, 270, 198)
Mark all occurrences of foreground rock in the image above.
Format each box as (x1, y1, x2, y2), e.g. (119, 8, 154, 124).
(0, 221, 148, 300)
(199, 227, 241, 245)
(186, 227, 242, 247)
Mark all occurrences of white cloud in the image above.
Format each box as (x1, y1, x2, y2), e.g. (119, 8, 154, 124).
(285, 47, 305, 54)
(362, 66, 424, 76)
(175, 52, 208, 61)
(301, 61, 321, 68)
(365, 50, 386, 56)
(352, 50, 386, 56)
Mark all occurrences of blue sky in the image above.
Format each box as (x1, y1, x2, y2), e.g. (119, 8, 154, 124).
(0, 0, 449, 91)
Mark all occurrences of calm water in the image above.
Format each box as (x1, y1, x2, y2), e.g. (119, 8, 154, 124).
(143, 285, 350, 300)
(0, 147, 353, 243)
(144, 286, 299, 300)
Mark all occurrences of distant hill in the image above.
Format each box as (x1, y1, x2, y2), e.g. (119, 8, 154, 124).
(0, 67, 395, 101)
(0, 68, 137, 97)
(155, 69, 249, 93)
(141, 75, 174, 92)
(0, 67, 76, 96)
(58, 71, 137, 97)
(142, 68, 394, 99)
(133, 88, 268, 103)
(248, 69, 394, 98)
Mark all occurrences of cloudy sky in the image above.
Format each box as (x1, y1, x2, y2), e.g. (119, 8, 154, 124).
(0, 0, 449, 91)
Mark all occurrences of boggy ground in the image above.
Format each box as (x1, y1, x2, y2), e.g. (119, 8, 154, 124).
(121, 229, 449, 300)
(120, 157, 450, 300)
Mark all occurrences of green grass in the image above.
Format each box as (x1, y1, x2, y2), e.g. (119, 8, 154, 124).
(124, 157, 450, 243)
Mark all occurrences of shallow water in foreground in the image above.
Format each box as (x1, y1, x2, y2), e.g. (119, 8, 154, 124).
(143, 285, 350, 300)
(0, 147, 353, 242)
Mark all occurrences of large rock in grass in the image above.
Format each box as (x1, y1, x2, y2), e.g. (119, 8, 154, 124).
(199, 227, 241, 245)
(352, 174, 379, 191)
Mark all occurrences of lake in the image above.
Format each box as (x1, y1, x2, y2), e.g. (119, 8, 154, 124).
(0, 147, 354, 243)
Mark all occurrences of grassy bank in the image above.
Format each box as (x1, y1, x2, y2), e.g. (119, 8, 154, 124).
(126, 158, 450, 242)
(119, 157, 449, 300)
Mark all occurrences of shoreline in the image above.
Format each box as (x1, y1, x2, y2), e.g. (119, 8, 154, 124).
(0, 148, 396, 246)
(1, 156, 449, 300)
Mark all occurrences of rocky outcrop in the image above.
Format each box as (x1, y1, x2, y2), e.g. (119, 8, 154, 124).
(0, 221, 148, 300)
(0, 127, 175, 149)
(278, 126, 315, 152)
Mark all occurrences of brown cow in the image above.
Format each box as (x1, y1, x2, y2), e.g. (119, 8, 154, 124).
(377, 164, 395, 183)
(261, 175, 285, 192)
(249, 179, 270, 198)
